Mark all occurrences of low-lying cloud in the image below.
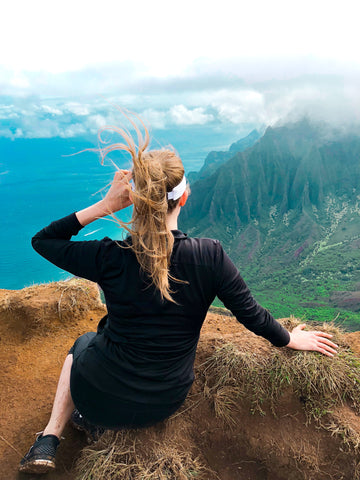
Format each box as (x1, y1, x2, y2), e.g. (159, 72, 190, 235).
(0, 59, 359, 139)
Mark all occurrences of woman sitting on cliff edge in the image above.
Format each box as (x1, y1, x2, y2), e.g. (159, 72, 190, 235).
(19, 115, 338, 474)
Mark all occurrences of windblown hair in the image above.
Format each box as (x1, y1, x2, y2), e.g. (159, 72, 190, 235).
(97, 113, 186, 303)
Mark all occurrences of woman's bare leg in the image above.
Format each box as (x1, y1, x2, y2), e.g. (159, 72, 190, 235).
(42, 354, 75, 439)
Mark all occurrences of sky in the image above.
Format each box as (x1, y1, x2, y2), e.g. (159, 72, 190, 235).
(1, 0, 359, 139)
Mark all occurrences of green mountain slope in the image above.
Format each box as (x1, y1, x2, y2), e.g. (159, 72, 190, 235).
(180, 120, 360, 329)
(187, 129, 261, 182)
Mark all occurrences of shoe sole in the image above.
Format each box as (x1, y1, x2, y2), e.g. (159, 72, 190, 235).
(19, 459, 56, 474)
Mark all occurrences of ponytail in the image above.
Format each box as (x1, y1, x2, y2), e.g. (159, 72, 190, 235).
(98, 113, 186, 302)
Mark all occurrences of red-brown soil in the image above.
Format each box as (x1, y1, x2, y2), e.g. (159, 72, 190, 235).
(1, 280, 360, 480)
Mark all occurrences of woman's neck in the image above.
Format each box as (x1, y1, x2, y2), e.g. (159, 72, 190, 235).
(166, 207, 180, 231)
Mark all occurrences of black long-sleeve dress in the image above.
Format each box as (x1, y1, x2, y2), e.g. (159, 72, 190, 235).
(32, 212, 290, 427)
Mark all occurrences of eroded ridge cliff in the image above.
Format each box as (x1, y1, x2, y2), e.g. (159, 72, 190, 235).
(1, 279, 360, 480)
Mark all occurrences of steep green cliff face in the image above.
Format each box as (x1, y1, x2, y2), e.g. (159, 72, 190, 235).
(180, 120, 360, 328)
(187, 129, 261, 183)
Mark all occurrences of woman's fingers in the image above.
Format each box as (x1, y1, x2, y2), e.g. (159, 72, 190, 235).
(317, 347, 335, 358)
(114, 170, 131, 183)
(288, 325, 340, 357)
(314, 334, 338, 347)
(294, 324, 307, 331)
(103, 170, 133, 212)
(312, 333, 338, 350)
(317, 342, 338, 355)
(312, 334, 338, 356)
(313, 330, 334, 339)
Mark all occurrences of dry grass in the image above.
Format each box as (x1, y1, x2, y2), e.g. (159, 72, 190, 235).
(213, 386, 243, 425)
(54, 279, 95, 321)
(288, 440, 324, 477)
(0, 278, 105, 340)
(325, 419, 360, 452)
(75, 429, 214, 480)
(355, 460, 360, 480)
(24, 278, 101, 323)
(200, 318, 360, 429)
(201, 343, 269, 417)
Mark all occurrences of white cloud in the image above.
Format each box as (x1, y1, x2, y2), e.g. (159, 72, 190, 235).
(169, 105, 214, 126)
(210, 90, 265, 124)
(86, 114, 108, 134)
(64, 102, 90, 116)
(0, 104, 19, 120)
(24, 121, 60, 138)
(1, 71, 359, 139)
(59, 124, 87, 138)
(1, 0, 359, 79)
(0, 111, 19, 120)
(0, 127, 23, 139)
(40, 105, 63, 115)
(0, 128, 15, 138)
(9, 73, 30, 89)
(141, 109, 167, 129)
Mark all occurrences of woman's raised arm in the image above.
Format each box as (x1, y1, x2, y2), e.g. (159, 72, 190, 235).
(31, 170, 133, 283)
(76, 170, 132, 226)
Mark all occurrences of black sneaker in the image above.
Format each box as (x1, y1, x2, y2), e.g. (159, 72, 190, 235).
(70, 409, 105, 442)
(19, 433, 60, 474)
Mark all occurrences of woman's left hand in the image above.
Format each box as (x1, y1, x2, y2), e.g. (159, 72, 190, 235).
(286, 323, 338, 357)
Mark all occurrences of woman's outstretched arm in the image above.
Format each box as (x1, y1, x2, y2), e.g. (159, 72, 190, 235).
(214, 242, 338, 357)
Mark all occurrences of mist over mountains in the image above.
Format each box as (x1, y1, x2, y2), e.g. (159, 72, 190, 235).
(180, 119, 360, 328)
(187, 129, 261, 183)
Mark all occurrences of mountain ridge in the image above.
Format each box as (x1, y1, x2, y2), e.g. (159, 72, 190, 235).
(180, 119, 360, 328)
(187, 129, 261, 183)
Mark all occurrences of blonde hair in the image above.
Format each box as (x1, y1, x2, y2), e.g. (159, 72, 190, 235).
(98, 113, 186, 303)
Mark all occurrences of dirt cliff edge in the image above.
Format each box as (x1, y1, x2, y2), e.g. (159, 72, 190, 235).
(1, 279, 360, 480)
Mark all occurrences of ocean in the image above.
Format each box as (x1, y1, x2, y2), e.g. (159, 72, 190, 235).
(0, 125, 242, 289)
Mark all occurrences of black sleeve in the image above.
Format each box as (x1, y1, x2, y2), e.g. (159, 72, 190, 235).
(31, 212, 105, 283)
(214, 242, 290, 347)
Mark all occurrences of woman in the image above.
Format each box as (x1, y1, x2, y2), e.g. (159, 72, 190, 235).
(19, 120, 338, 474)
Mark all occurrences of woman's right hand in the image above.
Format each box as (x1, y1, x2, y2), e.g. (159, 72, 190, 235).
(103, 170, 133, 214)
(286, 323, 338, 357)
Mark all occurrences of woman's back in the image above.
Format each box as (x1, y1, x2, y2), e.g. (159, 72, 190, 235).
(33, 209, 290, 418)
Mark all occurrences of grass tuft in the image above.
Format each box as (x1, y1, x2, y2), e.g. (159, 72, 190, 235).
(54, 279, 93, 321)
(201, 319, 360, 428)
(75, 430, 213, 480)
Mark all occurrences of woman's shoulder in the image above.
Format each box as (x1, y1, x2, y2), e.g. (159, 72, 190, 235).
(180, 231, 220, 246)
(174, 233, 222, 265)
(97, 236, 134, 254)
(187, 235, 220, 247)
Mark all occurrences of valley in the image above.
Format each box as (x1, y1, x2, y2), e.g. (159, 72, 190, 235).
(181, 120, 360, 329)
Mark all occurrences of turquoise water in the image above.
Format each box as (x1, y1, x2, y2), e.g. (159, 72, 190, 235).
(0, 126, 240, 289)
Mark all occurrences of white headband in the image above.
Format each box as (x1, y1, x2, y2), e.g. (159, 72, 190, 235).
(167, 176, 187, 201)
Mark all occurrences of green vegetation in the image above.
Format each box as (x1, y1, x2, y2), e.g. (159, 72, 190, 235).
(181, 120, 360, 331)
(212, 296, 360, 331)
